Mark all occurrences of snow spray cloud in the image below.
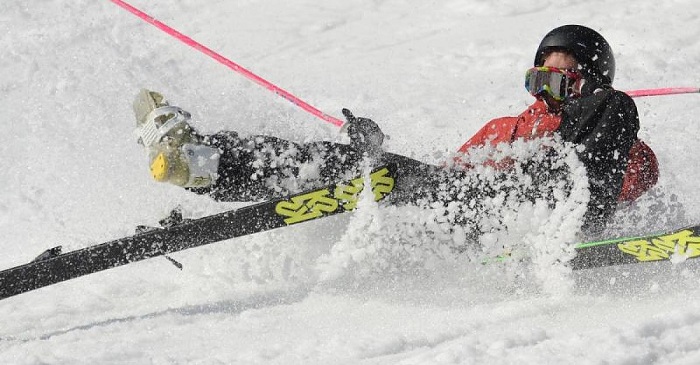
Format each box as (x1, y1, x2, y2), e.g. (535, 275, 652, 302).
(314, 138, 589, 295)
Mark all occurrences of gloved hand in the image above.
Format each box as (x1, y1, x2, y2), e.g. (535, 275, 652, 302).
(340, 108, 385, 155)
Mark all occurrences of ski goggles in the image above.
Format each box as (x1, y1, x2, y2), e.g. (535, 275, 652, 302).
(524, 66, 583, 101)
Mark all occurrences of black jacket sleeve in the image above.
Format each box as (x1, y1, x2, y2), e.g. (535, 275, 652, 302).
(559, 89, 640, 233)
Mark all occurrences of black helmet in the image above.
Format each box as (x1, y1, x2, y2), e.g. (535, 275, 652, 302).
(534, 25, 615, 86)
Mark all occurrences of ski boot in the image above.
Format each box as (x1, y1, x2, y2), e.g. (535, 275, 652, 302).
(133, 89, 220, 188)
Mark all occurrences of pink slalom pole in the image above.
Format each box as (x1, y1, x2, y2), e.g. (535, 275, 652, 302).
(626, 87, 699, 98)
(110, 0, 345, 127)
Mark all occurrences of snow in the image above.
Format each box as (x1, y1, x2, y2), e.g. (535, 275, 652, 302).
(2, 0, 700, 363)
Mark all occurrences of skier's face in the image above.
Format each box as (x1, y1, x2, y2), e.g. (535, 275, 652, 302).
(543, 51, 578, 70)
(541, 51, 579, 112)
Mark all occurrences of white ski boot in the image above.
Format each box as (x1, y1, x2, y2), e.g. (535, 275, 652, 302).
(133, 89, 220, 188)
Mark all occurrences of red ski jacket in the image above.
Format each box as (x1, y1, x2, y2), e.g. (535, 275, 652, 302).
(457, 99, 658, 202)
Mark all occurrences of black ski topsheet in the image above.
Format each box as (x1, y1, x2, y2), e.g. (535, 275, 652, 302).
(0, 162, 426, 301)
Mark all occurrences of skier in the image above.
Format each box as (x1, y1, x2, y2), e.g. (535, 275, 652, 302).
(454, 25, 658, 229)
(133, 24, 657, 234)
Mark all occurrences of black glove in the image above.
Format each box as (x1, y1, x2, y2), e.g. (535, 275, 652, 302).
(341, 108, 385, 155)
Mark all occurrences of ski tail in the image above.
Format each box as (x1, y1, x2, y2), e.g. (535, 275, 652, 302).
(485, 224, 700, 270)
(571, 224, 700, 270)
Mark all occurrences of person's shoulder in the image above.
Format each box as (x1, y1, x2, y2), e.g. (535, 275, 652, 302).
(604, 88, 634, 102)
(458, 115, 518, 150)
(485, 115, 519, 126)
(482, 102, 546, 132)
(589, 88, 634, 102)
(574, 88, 637, 112)
(606, 89, 638, 111)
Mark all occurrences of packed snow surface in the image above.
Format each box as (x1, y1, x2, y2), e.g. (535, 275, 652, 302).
(2, 0, 700, 363)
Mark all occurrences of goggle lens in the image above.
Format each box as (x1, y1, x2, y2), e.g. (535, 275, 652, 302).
(524, 66, 582, 101)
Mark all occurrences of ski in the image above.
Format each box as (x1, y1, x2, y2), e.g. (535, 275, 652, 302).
(489, 224, 700, 270)
(0, 162, 430, 301)
(570, 224, 700, 270)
